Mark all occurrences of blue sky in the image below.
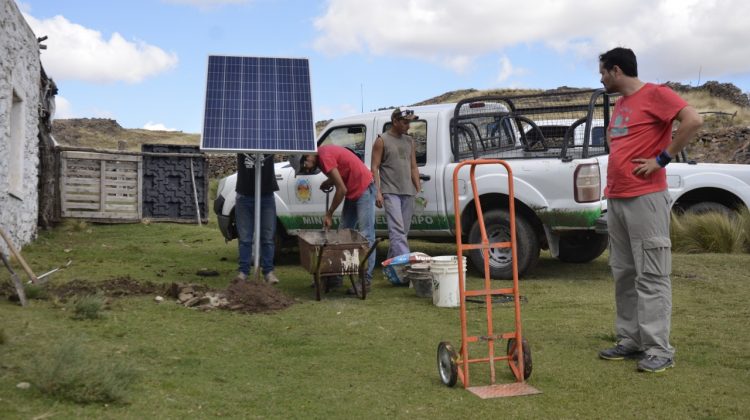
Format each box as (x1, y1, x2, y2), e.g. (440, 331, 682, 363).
(16, 0, 750, 134)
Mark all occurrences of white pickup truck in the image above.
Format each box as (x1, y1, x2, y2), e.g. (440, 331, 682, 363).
(214, 89, 750, 279)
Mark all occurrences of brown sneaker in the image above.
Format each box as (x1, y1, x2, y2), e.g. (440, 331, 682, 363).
(264, 271, 280, 285)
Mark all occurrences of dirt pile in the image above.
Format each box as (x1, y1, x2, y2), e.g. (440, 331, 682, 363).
(166, 279, 295, 314)
(1, 276, 296, 314)
(223, 278, 295, 313)
(50, 276, 164, 300)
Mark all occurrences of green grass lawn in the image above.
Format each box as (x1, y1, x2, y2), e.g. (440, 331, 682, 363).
(1, 219, 749, 418)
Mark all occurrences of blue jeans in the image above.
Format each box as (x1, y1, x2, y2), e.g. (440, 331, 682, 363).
(236, 192, 276, 275)
(340, 183, 376, 283)
(383, 194, 415, 259)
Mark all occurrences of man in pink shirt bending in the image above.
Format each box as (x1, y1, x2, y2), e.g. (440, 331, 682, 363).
(300, 145, 376, 294)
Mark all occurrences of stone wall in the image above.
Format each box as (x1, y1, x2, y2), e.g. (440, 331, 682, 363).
(0, 0, 41, 251)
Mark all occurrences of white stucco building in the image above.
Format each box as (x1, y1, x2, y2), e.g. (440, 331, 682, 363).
(1, 0, 43, 251)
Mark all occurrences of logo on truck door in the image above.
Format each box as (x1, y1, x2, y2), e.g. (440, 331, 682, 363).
(295, 179, 312, 202)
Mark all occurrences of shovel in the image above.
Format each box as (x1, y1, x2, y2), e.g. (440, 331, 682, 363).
(37, 259, 73, 283)
(322, 185, 333, 231)
(1, 251, 27, 307)
(0, 227, 38, 284)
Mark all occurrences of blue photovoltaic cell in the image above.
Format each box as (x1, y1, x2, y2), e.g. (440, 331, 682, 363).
(200, 55, 316, 153)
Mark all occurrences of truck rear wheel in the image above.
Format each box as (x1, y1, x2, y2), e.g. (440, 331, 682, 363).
(686, 201, 733, 217)
(467, 209, 539, 279)
(557, 232, 608, 263)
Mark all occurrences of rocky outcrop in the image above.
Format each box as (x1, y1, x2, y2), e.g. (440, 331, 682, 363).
(667, 81, 750, 108)
(690, 126, 750, 164)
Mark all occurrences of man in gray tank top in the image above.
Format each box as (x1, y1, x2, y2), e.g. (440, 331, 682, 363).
(371, 108, 422, 259)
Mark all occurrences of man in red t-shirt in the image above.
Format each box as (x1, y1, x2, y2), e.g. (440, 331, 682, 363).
(300, 145, 376, 293)
(597, 47, 702, 373)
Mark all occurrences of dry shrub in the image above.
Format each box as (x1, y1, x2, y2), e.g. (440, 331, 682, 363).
(671, 211, 745, 253)
(740, 207, 750, 253)
(72, 294, 106, 320)
(26, 339, 137, 404)
(24, 283, 49, 300)
(60, 219, 89, 232)
(682, 90, 750, 127)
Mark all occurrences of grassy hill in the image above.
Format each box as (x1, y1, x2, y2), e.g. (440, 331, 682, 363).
(52, 118, 200, 151)
(51, 81, 750, 153)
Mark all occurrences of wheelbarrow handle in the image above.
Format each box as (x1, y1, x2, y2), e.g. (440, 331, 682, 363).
(354, 238, 385, 300)
(360, 237, 384, 267)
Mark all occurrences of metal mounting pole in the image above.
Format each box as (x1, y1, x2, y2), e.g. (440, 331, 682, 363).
(252, 153, 262, 281)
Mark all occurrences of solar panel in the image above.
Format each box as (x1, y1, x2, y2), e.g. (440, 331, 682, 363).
(200, 55, 316, 153)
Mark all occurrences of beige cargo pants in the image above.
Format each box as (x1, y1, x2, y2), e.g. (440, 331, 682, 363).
(607, 189, 675, 358)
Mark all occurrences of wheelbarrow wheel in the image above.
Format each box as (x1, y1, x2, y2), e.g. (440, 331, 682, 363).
(506, 338, 532, 380)
(437, 341, 458, 387)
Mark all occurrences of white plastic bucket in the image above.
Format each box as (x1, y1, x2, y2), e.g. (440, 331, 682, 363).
(431, 256, 467, 308)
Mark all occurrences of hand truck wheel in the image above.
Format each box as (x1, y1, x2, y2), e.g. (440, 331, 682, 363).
(437, 341, 458, 387)
(506, 338, 532, 380)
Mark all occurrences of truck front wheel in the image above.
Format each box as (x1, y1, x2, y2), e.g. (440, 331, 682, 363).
(467, 209, 539, 279)
(557, 232, 608, 263)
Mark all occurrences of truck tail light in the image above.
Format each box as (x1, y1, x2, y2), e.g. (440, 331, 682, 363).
(574, 163, 601, 203)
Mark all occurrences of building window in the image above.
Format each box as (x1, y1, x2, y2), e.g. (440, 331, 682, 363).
(8, 90, 25, 199)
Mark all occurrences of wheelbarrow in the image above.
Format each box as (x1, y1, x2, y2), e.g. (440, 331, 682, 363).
(297, 229, 380, 300)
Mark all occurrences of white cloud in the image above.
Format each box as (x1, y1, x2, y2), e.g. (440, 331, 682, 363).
(161, 0, 249, 7)
(143, 122, 178, 131)
(496, 55, 526, 83)
(53, 95, 74, 119)
(338, 103, 359, 117)
(315, 103, 360, 121)
(23, 14, 178, 83)
(316, 105, 334, 119)
(313, 0, 750, 83)
(443, 55, 473, 74)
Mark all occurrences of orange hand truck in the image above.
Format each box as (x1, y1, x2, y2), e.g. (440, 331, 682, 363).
(436, 159, 541, 399)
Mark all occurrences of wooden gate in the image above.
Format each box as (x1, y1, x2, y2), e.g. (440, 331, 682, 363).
(60, 151, 142, 221)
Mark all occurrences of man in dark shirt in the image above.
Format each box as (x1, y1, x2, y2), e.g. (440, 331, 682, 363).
(235, 153, 280, 284)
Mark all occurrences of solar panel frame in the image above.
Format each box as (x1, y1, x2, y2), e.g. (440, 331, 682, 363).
(200, 55, 317, 153)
